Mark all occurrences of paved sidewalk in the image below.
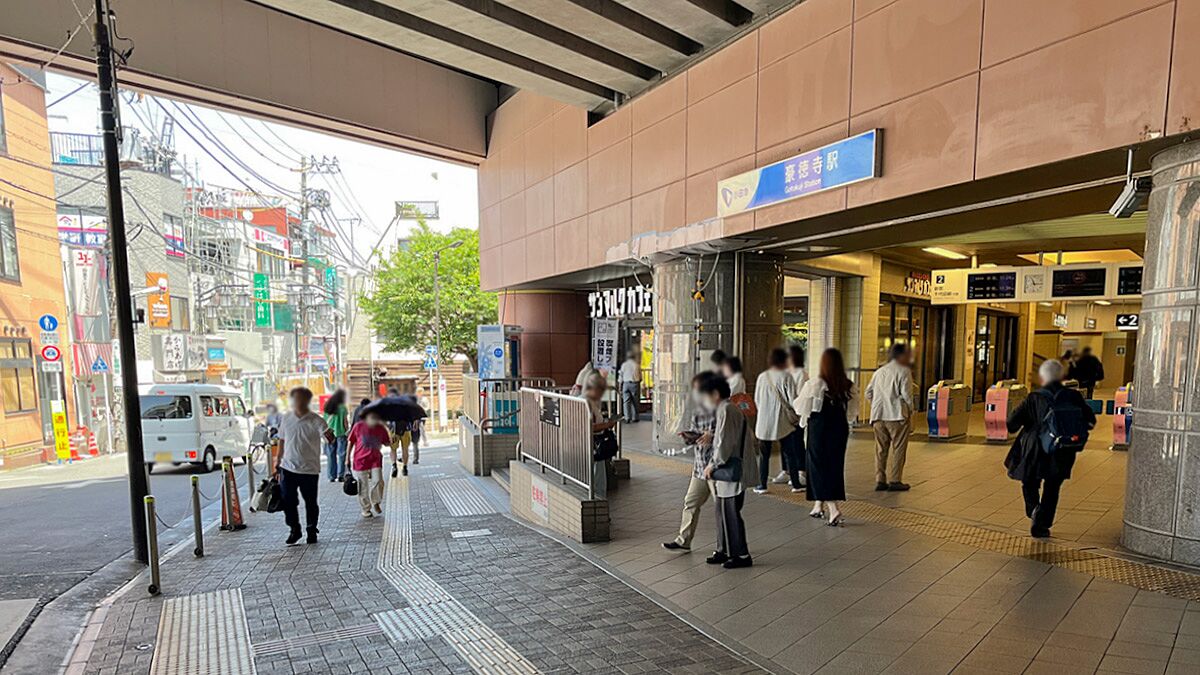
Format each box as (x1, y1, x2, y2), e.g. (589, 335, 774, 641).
(584, 445, 1199, 675)
(65, 444, 764, 674)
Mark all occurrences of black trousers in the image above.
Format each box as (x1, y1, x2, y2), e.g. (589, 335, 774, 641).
(782, 431, 805, 488)
(715, 492, 749, 559)
(758, 432, 799, 488)
(280, 468, 320, 534)
(1022, 477, 1063, 532)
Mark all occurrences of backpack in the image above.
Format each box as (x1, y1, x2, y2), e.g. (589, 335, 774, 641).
(1037, 389, 1089, 454)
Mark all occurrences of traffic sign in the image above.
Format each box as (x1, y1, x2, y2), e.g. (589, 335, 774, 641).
(40, 361, 63, 373)
(493, 347, 504, 358)
(40, 331, 60, 345)
(422, 356, 437, 370)
(91, 355, 110, 373)
(424, 344, 437, 356)
(41, 344, 62, 362)
(38, 314, 59, 332)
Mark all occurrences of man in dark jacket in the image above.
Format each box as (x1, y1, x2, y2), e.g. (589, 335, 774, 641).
(1068, 347, 1104, 399)
(1005, 359, 1096, 538)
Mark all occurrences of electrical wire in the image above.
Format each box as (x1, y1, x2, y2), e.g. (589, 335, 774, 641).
(46, 81, 91, 109)
(169, 100, 299, 198)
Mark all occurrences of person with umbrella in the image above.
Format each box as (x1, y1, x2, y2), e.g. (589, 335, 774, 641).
(358, 395, 427, 477)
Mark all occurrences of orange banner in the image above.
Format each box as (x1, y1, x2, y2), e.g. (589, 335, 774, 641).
(145, 272, 171, 328)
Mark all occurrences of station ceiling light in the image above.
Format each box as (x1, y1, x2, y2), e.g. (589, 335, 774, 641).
(1095, 300, 1112, 306)
(922, 246, 969, 260)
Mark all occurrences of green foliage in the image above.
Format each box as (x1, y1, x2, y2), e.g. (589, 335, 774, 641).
(360, 222, 495, 366)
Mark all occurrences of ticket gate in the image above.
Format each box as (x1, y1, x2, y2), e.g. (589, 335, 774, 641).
(984, 380, 1029, 443)
(927, 380, 970, 440)
(1112, 383, 1133, 450)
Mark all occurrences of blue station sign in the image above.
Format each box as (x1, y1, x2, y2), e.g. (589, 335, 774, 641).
(717, 129, 882, 217)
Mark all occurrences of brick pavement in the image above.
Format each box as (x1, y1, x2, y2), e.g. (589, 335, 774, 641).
(66, 444, 765, 675)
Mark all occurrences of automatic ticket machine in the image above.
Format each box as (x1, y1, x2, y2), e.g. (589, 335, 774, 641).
(927, 380, 970, 440)
(984, 380, 1029, 443)
(1112, 383, 1134, 450)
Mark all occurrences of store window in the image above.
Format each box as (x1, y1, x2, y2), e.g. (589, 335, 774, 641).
(0, 338, 38, 413)
(0, 206, 18, 281)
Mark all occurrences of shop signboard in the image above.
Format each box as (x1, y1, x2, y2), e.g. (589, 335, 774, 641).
(717, 129, 881, 217)
(591, 318, 619, 370)
(588, 285, 652, 319)
(253, 273, 271, 327)
(51, 400, 70, 461)
(145, 272, 171, 328)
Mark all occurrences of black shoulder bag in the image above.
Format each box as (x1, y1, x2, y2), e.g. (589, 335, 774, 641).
(710, 412, 746, 483)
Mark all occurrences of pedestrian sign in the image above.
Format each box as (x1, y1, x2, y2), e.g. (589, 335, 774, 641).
(91, 355, 110, 373)
(423, 356, 437, 370)
(38, 314, 59, 332)
(41, 344, 62, 361)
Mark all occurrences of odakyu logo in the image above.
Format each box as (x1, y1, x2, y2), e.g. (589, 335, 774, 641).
(721, 186, 736, 208)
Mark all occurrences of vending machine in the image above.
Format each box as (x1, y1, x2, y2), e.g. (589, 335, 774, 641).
(983, 380, 1029, 443)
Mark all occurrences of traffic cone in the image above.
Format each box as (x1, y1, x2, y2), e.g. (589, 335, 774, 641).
(69, 434, 81, 462)
(220, 457, 247, 531)
(85, 427, 99, 457)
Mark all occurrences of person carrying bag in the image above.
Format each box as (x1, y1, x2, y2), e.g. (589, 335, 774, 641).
(701, 376, 755, 569)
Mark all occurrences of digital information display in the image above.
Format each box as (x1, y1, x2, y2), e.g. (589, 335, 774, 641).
(1052, 268, 1107, 298)
(966, 272, 1017, 300)
(1117, 266, 1143, 296)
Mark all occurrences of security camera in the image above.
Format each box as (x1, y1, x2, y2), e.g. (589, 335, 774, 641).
(1109, 176, 1151, 218)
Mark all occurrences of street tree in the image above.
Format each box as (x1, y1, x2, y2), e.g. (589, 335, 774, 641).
(361, 222, 495, 368)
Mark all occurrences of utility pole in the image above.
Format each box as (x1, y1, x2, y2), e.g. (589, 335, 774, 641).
(94, 0, 149, 564)
(295, 155, 308, 380)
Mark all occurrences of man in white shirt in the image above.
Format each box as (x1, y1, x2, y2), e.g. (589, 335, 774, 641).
(277, 387, 335, 545)
(865, 343, 914, 492)
(618, 350, 642, 423)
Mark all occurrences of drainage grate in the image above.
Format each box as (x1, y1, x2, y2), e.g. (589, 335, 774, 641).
(150, 589, 255, 675)
(375, 601, 479, 642)
(433, 479, 497, 517)
(252, 623, 383, 657)
(628, 453, 1200, 602)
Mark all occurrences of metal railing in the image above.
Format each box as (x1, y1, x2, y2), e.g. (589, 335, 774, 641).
(518, 388, 595, 498)
(51, 132, 106, 166)
(463, 375, 556, 433)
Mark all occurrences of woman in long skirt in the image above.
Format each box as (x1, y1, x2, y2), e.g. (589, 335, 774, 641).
(794, 348, 857, 526)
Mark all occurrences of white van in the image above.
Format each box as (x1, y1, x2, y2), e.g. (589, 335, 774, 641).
(139, 384, 255, 473)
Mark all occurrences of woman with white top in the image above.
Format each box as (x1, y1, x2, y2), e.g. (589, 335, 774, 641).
(794, 348, 857, 526)
(722, 356, 746, 395)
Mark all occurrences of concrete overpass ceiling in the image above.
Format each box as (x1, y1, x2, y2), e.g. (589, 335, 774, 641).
(256, 0, 798, 110)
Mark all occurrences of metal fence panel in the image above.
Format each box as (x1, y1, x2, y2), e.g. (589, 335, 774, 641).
(518, 388, 593, 498)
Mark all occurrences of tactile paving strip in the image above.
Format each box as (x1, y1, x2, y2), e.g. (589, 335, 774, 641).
(375, 601, 479, 641)
(252, 623, 383, 657)
(150, 589, 255, 675)
(378, 476, 412, 568)
(628, 452, 1200, 602)
(445, 627, 539, 675)
(432, 478, 497, 517)
(379, 565, 455, 607)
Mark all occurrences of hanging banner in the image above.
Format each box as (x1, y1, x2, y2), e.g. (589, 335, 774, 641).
(253, 273, 271, 327)
(591, 318, 619, 371)
(69, 248, 104, 316)
(145, 272, 171, 328)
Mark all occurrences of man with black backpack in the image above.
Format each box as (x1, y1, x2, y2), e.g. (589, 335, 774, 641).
(1005, 360, 1096, 538)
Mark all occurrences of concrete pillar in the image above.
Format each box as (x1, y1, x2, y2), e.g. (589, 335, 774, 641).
(1121, 140, 1200, 565)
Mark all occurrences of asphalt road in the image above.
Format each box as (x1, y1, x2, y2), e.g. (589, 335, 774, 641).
(0, 457, 229, 603)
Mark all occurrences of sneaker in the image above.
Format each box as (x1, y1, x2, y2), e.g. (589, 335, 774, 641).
(791, 487, 805, 494)
(362, 510, 373, 518)
(887, 482, 911, 492)
(374, 503, 382, 514)
(337, 475, 345, 483)
(723, 556, 753, 569)
(391, 464, 398, 478)
(306, 528, 319, 544)
(874, 482, 889, 491)
(413, 459, 419, 465)
(285, 530, 302, 546)
(402, 465, 409, 476)
(705, 552, 729, 565)
(752, 486, 769, 495)
(1031, 527, 1051, 539)
(662, 541, 690, 551)
(772, 471, 789, 484)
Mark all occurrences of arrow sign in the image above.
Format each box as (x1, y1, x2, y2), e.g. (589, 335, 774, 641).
(41, 344, 62, 361)
(1116, 313, 1139, 331)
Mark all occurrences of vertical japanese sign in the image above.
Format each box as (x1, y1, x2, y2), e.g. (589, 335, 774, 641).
(324, 267, 337, 306)
(51, 400, 71, 461)
(530, 475, 549, 523)
(70, 249, 104, 316)
(253, 272, 271, 327)
(145, 272, 171, 328)
(591, 318, 619, 371)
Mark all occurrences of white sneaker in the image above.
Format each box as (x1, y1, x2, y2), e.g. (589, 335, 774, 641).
(772, 471, 789, 484)
(752, 487, 769, 495)
(791, 487, 805, 494)
(361, 510, 374, 518)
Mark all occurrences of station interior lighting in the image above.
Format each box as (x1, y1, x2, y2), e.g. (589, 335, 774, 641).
(922, 246, 969, 260)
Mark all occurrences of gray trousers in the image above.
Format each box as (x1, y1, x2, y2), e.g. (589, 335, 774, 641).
(621, 381, 640, 422)
(715, 492, 749, 559)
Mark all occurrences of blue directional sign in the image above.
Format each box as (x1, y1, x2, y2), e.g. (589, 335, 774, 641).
(717, 129, 881, 217)
(38, 314, 59, 332)
(424, 344, 437, 356)
(91, 356, 109, 373)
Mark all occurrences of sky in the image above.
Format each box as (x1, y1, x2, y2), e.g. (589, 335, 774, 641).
(44, 72, 479, 266)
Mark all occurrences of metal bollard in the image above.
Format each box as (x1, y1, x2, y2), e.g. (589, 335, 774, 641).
(191, 476, 204, 557)
(245, 452, 256, 509)
(145, 495, 161, 596)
